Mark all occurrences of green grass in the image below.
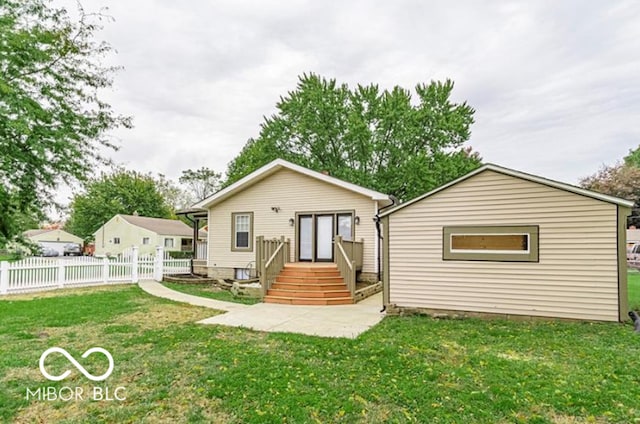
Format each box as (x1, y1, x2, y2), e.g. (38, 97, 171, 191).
(162, 281, 261, 305)
(628, 269, 640, 311)
(1, 285, 640, 423)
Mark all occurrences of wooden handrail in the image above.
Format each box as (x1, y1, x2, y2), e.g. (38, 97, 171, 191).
(265, 242, 285, 269)
(334, 235, 356, 297)
(257, 236, 290, 296)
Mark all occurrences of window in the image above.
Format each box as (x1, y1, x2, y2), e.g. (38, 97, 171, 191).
(164, 238, 174, 248)
(232, 212, 253, 251)
(337, 213, 353, 241)
(113, 237, 120, 245)
(142, 237, 150, 245)
(235, 268, 250, 280)
(443, 225, 539, 262)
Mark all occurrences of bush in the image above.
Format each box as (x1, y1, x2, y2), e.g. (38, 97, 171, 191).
(167, 251, 194, 259)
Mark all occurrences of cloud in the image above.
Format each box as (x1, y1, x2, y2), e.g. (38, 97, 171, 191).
(52, 0, 640, 194)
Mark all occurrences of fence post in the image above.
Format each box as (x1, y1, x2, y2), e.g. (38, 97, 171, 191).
(131, 246, 139, 283)
(57, 259, 65, 289)
(286, 238, 290, 263)
(103, 257, 109, 284)
(0, 261, 8, 295)
(256, 236, 263, 275)
(154, 246, 164, 281)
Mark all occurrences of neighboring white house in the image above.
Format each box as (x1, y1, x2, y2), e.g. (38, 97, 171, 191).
(23, 229, 83, 256)
(381, 164, 633, 323)
(93, 214, 205, 257)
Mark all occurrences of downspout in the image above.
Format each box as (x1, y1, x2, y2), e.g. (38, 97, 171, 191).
(375, 195, 397, 313)
(183, 213, 196, 276)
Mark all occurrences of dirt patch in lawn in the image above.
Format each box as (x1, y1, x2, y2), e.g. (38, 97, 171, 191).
(0, 285, 134, 301)
(112, 303, 221, 330)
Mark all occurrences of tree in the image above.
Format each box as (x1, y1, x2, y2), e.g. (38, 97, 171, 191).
(624, 145, 640, 168)
(225, 74, 481, 201)
(580, 163, 640, 227)
(155, 173, 192, 212)
(65, 169, 172, 240)
(179, 167, 222, 203)
(0, 0, 131, 246)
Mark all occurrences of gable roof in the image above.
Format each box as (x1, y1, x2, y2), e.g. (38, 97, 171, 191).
(380, 163, 635, 217)
(193, 158, 391, 209)
(118, 215, 204, 237)
(23, 229, 82, 240)
(23, 229, 52, 237)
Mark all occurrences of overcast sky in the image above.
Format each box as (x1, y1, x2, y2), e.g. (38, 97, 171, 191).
(55, 0, 639, 200)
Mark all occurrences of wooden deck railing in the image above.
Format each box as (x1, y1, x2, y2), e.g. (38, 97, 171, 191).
(340, 238, 364, 271)
(334, 235, 361, 297)
(256, 236, 290, 296)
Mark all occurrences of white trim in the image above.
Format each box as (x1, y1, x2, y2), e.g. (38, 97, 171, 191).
(380, 163, 635, 217)
(374, 201, 379, 274)
(193, 158, 391, 209)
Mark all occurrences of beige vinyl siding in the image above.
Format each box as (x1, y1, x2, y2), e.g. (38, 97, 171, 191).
(208, 168, 378, 274)
(388, 169, 619, 321)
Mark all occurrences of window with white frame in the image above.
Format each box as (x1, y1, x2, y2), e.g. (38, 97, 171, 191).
(113, 237, 120, 244)
(443, 225, 539, 262)
(232, 212, 253, 251)
(164, 238, 174, 248)
(142, 237, 150, 245)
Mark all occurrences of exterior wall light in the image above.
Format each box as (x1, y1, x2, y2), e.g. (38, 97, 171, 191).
(288, 218, 295, 226)
(354, 216, 360, 225)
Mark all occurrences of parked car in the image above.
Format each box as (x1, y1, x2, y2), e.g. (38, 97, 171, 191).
(628, 243, 640, 269)
(38, 245, 59, 257)
(63, 243, 82, 256)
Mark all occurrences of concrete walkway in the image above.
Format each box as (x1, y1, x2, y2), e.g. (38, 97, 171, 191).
(138, 281, 385, 339)
(139, 281, 249, 311)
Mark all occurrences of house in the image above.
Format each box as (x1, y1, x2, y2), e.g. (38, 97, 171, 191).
(627, 228, 640, 249)
(23, 229, 84, 256)
(93, 214, 205, 257)
(193, 159, 392, 304)
(380, 164, 633, 322)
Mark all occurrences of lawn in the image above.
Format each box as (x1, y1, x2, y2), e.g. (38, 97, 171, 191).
(628, 269, 640, 311)
(1, 285, 640, 423)
(162, 281, 261, 305)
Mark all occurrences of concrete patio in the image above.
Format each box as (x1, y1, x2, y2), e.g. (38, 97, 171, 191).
(138, 281, 385, 339)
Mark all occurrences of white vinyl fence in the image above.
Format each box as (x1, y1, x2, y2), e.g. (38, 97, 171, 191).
(0, 246, 190, 295)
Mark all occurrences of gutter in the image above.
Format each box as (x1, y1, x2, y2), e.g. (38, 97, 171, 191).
(375, 195, 397, 313)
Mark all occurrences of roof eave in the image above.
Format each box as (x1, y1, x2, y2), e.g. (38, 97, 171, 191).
(380, 163, 635, 217)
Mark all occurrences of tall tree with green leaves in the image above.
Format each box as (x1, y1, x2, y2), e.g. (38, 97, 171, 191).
(179, 167, 222, 204)
(0, 0, 131, 246)
(225, 73, 481, 201)
(65, 170, 172, 240)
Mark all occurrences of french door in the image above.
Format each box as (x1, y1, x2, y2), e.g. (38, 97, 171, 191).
(297, 212, 353, 262)
(315, 215, 334, 261)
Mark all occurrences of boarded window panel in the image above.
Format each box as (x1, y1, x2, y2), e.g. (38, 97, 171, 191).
(451, 234, 528, 251)
(442, 225, 539, 262)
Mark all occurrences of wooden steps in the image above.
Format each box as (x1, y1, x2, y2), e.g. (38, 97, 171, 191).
(264, 263, 354, 305)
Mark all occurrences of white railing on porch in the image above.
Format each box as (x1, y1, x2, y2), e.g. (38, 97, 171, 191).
(0, 246, 190, 296)
(196, 242, 208, 260)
